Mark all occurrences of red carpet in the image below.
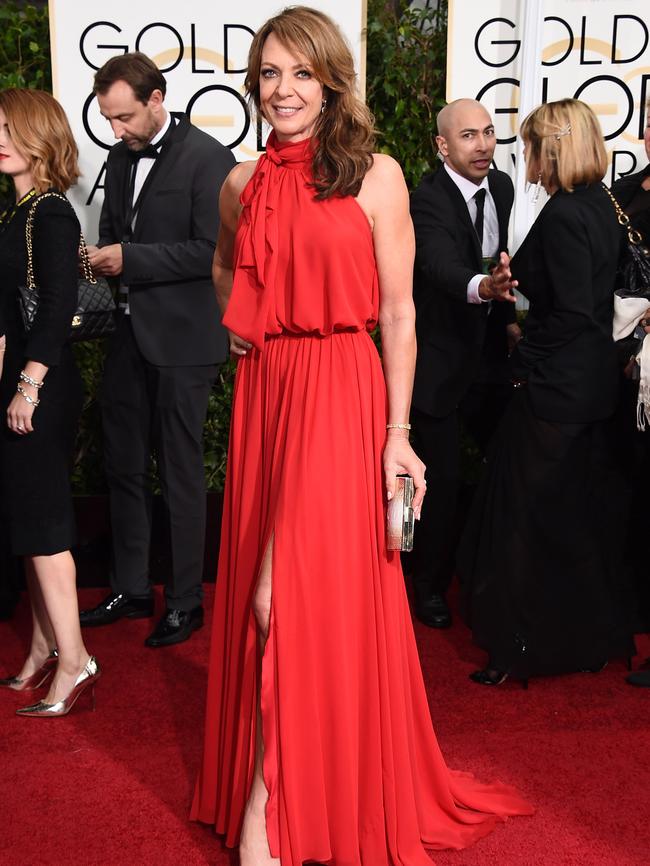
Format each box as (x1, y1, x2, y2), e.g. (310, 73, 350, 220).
(1, 585, 649, 866)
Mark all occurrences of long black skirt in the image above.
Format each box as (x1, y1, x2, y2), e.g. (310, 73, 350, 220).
(458, 389, 635, 678)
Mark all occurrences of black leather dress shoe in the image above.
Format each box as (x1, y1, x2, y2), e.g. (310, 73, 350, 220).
(413, 593, 451, 629)
(470, 667, 529, 690)
(627, 670, 650, 687)
(79, 592, 154, 627)
(470, 667, 509, 685)
(144, 606, 204, 648)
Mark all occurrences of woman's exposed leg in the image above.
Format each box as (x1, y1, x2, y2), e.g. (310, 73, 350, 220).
(240, 536, 280, 866)
(11, 561, 57, 682)
(29, 551, 91, 704)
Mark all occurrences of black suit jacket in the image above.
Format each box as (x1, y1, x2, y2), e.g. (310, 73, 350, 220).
(510, 183, 622, 423)
(410, 165, 515, 418)
(98, 114, 236, 366)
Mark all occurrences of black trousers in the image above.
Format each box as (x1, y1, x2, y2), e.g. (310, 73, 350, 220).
(100, 316, 217, 611)
(408, 382, 512, 602)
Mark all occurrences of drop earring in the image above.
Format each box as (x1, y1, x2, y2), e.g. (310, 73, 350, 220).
(531, 171, 542, 204)
(321, 99, 327, 114)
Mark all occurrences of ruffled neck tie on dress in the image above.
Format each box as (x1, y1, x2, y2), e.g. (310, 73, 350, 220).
(224, 132, 315, 351)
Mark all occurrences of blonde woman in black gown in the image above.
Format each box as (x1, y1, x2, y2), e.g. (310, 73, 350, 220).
(460, 99, 635, 685)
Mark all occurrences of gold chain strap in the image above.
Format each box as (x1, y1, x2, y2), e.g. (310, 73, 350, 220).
(24, 191, 97, 290)
(601, 183, 644, 246)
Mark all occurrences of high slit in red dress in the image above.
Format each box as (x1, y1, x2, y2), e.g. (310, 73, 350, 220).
(191, 133, 533, 865)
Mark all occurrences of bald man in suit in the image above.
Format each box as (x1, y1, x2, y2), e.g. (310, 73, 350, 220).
(408, 99, 519, 629)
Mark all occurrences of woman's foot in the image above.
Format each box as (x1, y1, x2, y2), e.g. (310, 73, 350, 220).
(16, 657, 100, 717)
(42, 654, 92, 706)
(239, 786, 280, 866)
(0, 647, 57, 691)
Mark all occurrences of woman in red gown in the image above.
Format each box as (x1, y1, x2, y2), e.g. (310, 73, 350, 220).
(191, 8, 533, 865)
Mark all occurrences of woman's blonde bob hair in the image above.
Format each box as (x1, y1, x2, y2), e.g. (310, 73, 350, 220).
(245, 6, 375, 199)
(520, 98, 607, 193)
(0, 88, 80, 193)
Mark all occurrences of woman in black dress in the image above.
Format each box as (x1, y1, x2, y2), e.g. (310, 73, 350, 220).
(611, 96, 650, 242)
(0, 88, 100, 715)
(459, 98, 635, 685)
(611, 96, 650, 686)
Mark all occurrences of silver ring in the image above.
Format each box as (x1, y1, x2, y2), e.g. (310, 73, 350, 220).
(17, 425, 24, 431)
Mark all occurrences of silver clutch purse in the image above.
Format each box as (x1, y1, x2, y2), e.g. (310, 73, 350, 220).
(386, 475, 415, 552)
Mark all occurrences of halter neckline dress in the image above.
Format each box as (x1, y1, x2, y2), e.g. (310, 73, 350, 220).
(191, 132, 533, 865)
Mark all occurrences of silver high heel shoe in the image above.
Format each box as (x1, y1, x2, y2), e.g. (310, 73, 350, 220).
(0, 649, 58, 692)
(16, 656, 101, 717)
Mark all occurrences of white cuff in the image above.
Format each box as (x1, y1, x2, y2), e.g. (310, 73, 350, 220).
(467, 274, 488, 304)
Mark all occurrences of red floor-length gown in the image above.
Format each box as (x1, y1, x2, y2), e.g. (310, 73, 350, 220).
(191, 133, 533, 865)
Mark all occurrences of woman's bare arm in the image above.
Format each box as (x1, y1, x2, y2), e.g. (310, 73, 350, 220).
(357, 154, 426, 515)
(213, 160, 258, 356)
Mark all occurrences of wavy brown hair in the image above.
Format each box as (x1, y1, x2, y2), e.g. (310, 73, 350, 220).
(0, 88, 79, 193)
(520, 98, 607, 193)
(245, 6, 375, 199)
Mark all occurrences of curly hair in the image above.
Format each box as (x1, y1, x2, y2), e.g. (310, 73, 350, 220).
(245, 6, 375, 199)
(520, 98, 607, 193)
(0, 88, 79, 193)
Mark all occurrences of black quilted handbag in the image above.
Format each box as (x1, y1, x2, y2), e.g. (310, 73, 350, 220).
(18, 191, 116, 342)
(603, 184, 650, 299)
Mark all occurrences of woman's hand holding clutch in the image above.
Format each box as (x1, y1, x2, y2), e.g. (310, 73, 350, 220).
(383, 431, 426, 520)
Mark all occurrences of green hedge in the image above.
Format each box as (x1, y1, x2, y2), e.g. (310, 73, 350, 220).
(367, 0, 447, 188)
(0, 1, 448, 492)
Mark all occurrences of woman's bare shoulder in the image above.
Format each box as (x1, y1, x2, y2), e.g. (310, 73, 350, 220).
(219, 160, 260, 228)
(368, 153, 406, 184)
(361, 154, 407, 199)
(224, 159, 259, 199)
(357, 153, 408, 222)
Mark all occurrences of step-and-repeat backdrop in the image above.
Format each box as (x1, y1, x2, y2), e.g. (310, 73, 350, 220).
(50, 1, 648, 239)
(447, 0, 648, 183)
(48, 0, 366, 238)
(448, 0, 648, 256)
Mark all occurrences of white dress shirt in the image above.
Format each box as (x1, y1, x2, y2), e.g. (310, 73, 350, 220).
(443, 162, 499, 304)
(130, 111, 172, 214)
(120, 111, 173, 314)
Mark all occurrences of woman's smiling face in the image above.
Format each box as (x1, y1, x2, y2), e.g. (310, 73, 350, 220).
(259, 33, 324, 143)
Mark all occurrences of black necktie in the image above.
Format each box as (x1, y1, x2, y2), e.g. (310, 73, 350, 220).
(473, 188, 486, 247)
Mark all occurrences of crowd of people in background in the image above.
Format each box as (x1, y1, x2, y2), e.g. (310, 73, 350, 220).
(1, 4, 650, 864)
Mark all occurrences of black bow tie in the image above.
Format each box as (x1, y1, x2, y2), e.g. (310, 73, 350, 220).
(129, 143, 161, 161)
(129, 118, 176, 162)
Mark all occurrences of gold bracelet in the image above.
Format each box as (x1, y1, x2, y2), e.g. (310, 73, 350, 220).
(386, 423, 411, 430)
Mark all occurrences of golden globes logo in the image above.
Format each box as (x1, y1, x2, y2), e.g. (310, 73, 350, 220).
(460, 12, 649, 182)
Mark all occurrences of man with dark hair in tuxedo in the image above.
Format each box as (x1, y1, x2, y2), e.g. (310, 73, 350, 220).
(408, 98, 519, 629)
(80, 52, 235, 646)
